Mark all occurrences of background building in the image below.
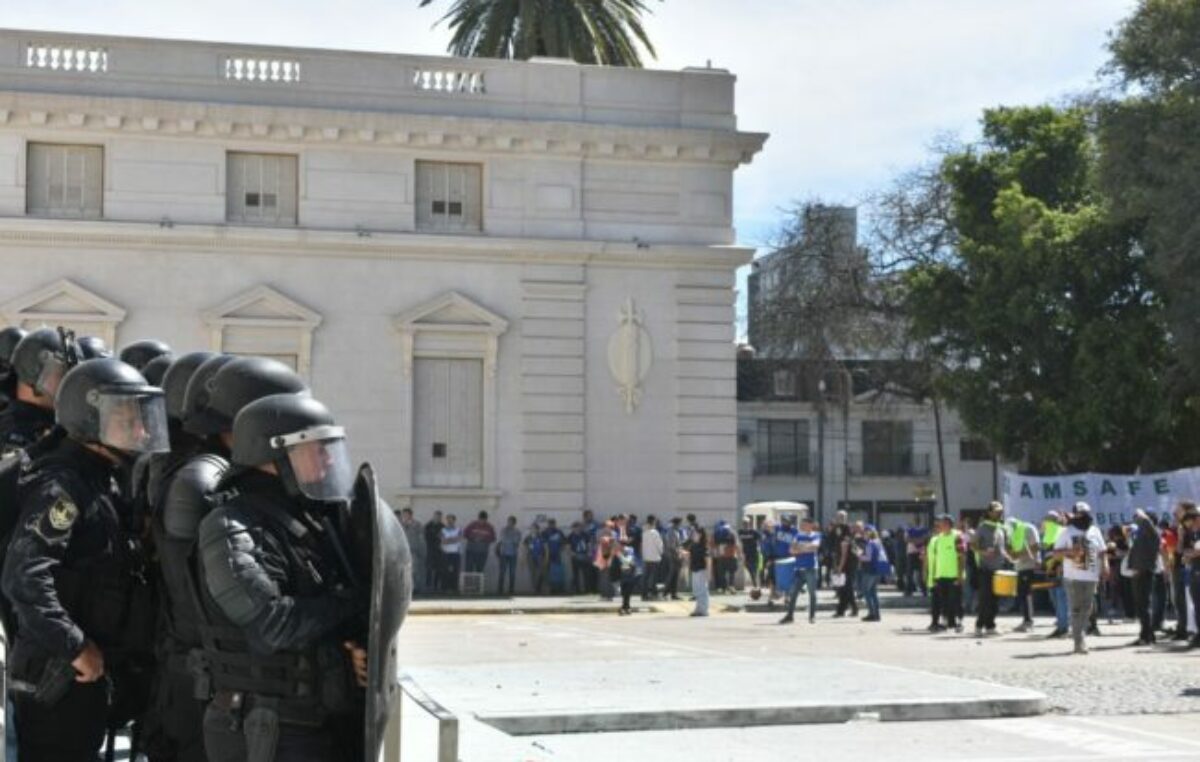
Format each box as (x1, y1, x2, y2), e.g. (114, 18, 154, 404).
(0, 31, 766, 563)
(739, 207, 1003, 527)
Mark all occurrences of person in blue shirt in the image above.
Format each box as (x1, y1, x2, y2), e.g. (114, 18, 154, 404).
(860, 525, 889, 621)
(542, 519, 567, 593)
(567, 521, 591, 595)
(780, 515, 822, 624)
(525, 523, 548, 594)
(768, 518, 796, 604)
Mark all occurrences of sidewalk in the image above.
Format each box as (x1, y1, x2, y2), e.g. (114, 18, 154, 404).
(409, 587, 935, 616)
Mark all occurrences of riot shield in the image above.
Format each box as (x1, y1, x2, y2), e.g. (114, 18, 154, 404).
(350, 463, 412, 761)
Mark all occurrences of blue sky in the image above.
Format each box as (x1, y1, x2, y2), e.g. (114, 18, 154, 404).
(4, 0, 1138, 326)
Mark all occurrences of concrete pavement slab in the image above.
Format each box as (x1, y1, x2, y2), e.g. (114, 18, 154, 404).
(404, 656, 1046, 735)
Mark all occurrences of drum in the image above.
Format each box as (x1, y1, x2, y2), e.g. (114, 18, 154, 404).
(992, 569, 1018, 597)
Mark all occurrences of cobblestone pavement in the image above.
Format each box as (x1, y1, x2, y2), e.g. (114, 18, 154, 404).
(401, 591, 1200, 719)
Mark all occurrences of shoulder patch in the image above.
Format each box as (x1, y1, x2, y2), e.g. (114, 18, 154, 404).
(48, 496, 79, 531)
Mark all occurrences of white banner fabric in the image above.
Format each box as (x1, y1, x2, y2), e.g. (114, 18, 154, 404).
(1000, 468, 1200, 528)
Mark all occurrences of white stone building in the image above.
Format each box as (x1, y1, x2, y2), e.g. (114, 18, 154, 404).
(0, 31, 766, 542)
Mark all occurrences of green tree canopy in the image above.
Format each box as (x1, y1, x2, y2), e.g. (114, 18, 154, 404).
(1100, 0, 1200, 391)
(419, 0, 659, 66)
(904, 106, 1186, 474)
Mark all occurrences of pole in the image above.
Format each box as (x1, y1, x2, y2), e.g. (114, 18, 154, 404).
(817, 397, 826, 526)
(932, 396, 950, 515)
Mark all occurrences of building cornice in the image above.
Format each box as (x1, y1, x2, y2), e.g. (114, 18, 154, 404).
(0, 90, 767, 166)
(0, 217, 754, 270)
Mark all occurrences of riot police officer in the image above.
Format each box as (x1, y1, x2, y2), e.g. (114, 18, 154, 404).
(0, 328, 67, 456)
(0, 326, 27, 405)
(1, 358, 168, 761)
(119, 339, 173, 372)
(143, 356, 308, 762)
(196, 393, 368, 762)
(141, 353, 173, 387)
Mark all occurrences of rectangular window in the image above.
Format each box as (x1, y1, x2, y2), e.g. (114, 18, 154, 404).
(226, 152, 298, 225)
(415, 161, 482, 233)
(413, 357, 483, 487)
(772, 369, 796, 398)
(959, 437, 993, 462)
(754, 419, 811, 476)
(862, 420, 914, 476)
(26, 143, 103, 219)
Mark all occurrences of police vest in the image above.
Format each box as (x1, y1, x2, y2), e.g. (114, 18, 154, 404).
(927, 531, 961, 581)
(1009, 522, 1029, 553)
(1041, 520, 1062, 549)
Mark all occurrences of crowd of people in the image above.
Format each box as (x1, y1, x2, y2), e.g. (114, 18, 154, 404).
(400, 509, 741, 616)
(0, 326, 392, 761)
(407, 495, 1200, 658)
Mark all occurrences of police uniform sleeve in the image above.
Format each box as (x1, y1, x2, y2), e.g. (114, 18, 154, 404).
(0, 479, 87, 658)
(197, 506, 361, 654)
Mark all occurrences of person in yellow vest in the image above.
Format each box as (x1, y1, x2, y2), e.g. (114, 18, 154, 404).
(1042, 511, 1070, 638)
(1008, 516, 1041, 632)
(926, 514, 965, 633)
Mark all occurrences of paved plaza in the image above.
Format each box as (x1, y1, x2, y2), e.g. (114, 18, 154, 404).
(399, 593, 1200, 760)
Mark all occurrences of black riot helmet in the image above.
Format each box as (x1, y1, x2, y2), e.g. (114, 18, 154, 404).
(232, 394, 353, 501)
(0, 326, 28, 374)
(162, 351, 218, 422)
(11, 328, 67, 397)
(188, 356, 308, 437)
(180, 354, 235, 435)
(77, 335, 113, 360)
(56, 357, 169, 454)
(119, 340, 172, 372)
(141, 354, 173, 386)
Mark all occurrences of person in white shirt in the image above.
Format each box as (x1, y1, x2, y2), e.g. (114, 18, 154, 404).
(641, 516, 665, 600)
(1053, 502, 1108, 654)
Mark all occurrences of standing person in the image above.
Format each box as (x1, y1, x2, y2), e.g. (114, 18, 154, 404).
(832, 512, 859, 618)
(905, 519, 930, 597)
(972, 501, 1009, 636)
(1008, 516, 1041, 632)
(543, 518, 567, 593)
(662, 517, 684, 601)
(0, 328, 63, 456)
(0, 325, 27, 407)
(1180, 509, 1200, 648)
(2, 358, 166, 761)
(959, 517, 978, 614)
(441, 514, 464, 592)
(1128, 509, 1161, 646)
(779, 514, 821, 624)
(463, 510, 497, 575)
(595, 520, 617, 600)
(860, 526, 888, 622)
(769, 517, 796, 604)
(738, 517, 762, 590)
(1106, 524, 1134, 620)
(193, 393, 372, 762)
(1169, 502, 1193, 641)
(568, 521, 591, 595)
(525, 522, 548, 594)
(1043, 511, 1071, 639)
(400, 508, 427, 596)
(712, 519, 738, 593)
(496, 516, 522, 595)
(423, 510, 445, 592)
(926, 514, 965, 633)
(1054, 502, 1108, 654)
(685, 526, 711, 617)
(581, 509, 600, 593)
(641, 516, 664, 600)
(614, 545, 641, 615)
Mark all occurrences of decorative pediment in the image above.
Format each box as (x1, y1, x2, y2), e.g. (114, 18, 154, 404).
(0, 278, 125, 345)
(1, 278, 126, 324)
(202, 285, 321, 329)
(393, 291, 508, 378)
(393, 291, 508, 336)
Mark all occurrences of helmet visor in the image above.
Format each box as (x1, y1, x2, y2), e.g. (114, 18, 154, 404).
(95, 392, 170, 453)
(276, 426, 353, 501)
(35, 353, 69, 398)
